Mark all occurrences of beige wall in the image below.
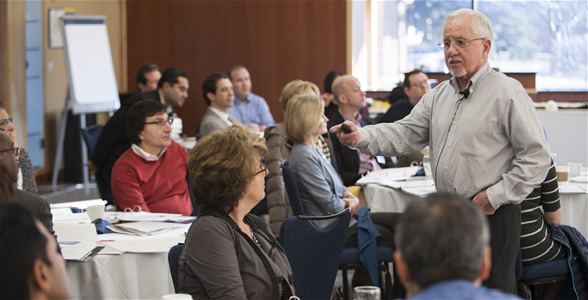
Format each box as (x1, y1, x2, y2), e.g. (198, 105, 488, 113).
(41, 0, 125, 175)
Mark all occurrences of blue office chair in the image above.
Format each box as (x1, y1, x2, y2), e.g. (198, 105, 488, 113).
(80, 124, 103, 158)
(279, 209, 351, 300)
(281, 161, 395, 300)
(168, 243, 185, 293)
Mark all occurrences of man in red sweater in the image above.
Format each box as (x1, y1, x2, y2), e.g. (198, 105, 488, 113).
(111, 100, 192, 215)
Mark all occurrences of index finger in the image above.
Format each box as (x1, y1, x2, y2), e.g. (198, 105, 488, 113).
(329, 124, 342, 134)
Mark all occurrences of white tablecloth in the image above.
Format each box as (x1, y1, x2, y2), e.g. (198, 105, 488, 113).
(364, 182, 588, 238)
(66, 225, 189, 299)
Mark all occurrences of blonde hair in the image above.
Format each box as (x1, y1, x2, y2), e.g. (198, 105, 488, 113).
(188, 124, 267, 214)
(279, 80, 321, 112)
(284, 95, 324, 144)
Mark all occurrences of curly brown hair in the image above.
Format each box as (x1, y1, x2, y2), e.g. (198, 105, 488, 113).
(188, 124, 267, 214)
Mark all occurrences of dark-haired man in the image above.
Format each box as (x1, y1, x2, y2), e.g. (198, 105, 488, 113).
(394, 193, 520, 299)
(227, 65, 275, 132)
(89, 68, 189, 202)
(136, 63, 161, 93)
(0, 203, 69, 300)
(377, 70, 430, 124)
(0, 129, 53, 234)
(198, 73, 239, 137)
(111, 100, 191, 215)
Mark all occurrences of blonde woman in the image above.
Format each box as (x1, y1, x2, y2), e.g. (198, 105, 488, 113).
(285, 94, 399, 249)
(264, 80, 333, 236)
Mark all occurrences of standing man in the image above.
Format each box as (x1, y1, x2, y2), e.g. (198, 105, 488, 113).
(135, 63, 162, 93)
(111, 100, 192, 215)
(227, 65, 275, 132)
(198, 73, 239, 137)
(327, 75, 394, 187)
(89, 68, 189, 202)
(331, 8, 550, 294)
(377, 70, 430, 124)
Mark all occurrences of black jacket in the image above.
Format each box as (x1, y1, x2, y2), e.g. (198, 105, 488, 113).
(326, 111, 395, 186)
(376, 98, 415, 124)
(91, 91, 162, 179)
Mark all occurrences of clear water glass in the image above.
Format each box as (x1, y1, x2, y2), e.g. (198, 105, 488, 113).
(423, 155, 432, 180)
(353, 286, 380, 300)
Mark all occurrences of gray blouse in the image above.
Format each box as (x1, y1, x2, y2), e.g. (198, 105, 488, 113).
(289, 142, 355, 228)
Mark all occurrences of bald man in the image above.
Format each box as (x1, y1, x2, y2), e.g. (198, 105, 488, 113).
(326, 75, 394, 186)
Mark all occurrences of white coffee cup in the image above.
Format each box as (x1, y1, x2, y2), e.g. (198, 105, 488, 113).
(162, 294, 192, 299)
(568, 162, 582, 177)
(86, 204, 105, 221)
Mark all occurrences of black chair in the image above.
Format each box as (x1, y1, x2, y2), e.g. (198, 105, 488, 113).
(168, 243, 185, 293)
(281, 161, 395, 300)
(279, 209, 351, 300)
(81, 125, 113, 203)
(517, 258, 571, 300)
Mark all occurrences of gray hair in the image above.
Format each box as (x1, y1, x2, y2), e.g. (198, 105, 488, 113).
(394, 193, 490, 288)
(443, 9, 494, 41)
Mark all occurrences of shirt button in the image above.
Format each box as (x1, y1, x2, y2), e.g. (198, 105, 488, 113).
(444, 166, 448, 170)
(453, 122, 456, 125)
(448, 144, 451, 147)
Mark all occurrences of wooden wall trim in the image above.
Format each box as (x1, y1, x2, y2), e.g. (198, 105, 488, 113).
(0, 0, 6, 109)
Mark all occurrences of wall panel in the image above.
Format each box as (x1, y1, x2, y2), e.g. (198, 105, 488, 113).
(127, 0, 347, 136)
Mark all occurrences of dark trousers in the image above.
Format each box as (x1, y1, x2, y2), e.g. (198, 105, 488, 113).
(483, 203, 521, 294)
(344, 212, 401, 248)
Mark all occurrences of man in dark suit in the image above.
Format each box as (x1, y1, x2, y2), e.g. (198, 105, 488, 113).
(0, 129, 54, 234)
(326, 75, 394, 187)
(197, 73, 240, 137)
(377, 70, 430, 124)
(88, 68, 189, 202)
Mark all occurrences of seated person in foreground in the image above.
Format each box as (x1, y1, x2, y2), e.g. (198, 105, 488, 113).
(197, 73, 239, 137)
(0, 203, 70, 300)
(111, 100, 192, 215)
(286, 95, 400, 249)
(179, 124, 294, 299)
(521, 158, 568, 299)
(264, 79, 332, 236)
(0, 129, 53, 234)
(394, 193, 521, 300)
(328, 75, 394, 186)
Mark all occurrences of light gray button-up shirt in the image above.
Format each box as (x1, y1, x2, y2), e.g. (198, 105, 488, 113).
(354, 62, 550, 209)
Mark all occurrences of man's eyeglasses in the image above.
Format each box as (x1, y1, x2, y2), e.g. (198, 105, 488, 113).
(145, 117, 173, 127)
(411, 80, 430, 88)
(0, 117, 13, 128)
(256, 163, 268, 176)
(438, 38, 484, 51)
(0, 147, 19, 157)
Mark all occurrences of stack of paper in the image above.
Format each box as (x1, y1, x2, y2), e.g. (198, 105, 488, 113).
(108, 222, 184, 236)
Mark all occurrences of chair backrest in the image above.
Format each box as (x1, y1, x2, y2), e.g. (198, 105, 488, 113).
(279, 209, 351, 300)
(281, 161, 306, 216)
(168, 243, 184, 293)
(80, 124, 104, 158)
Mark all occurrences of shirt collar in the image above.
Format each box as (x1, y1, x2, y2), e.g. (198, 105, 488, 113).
(158, 89, 174, 114)
(209, 107, 233, 126)
(131, 144, 167, 161)
(449, 61, 492, 100)
(338, 108, 362, 124)
(235, 93, 251, 106)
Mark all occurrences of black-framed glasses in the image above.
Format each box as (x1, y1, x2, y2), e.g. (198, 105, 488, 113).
(0, 147, 19, 157)
(438, 38, 484, 51)
(255, 163, 268, 176)
(0, 117, 13, 128)
(145, 117, 173, 127)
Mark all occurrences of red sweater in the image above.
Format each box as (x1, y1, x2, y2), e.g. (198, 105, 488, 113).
(111, 141, 192, 216)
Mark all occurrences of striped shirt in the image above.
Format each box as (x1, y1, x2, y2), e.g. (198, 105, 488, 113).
(354, 62, 550, 208)
(521, 160, 565, 265)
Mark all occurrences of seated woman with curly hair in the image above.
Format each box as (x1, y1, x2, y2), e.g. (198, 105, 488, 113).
(178, 124, 294, 299)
